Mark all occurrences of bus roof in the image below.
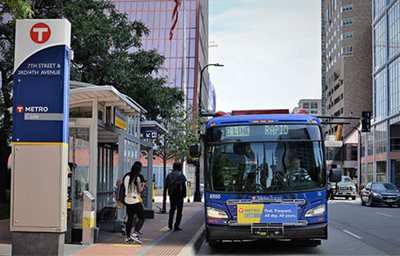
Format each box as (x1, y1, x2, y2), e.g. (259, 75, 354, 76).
(206, 113, 321, 128)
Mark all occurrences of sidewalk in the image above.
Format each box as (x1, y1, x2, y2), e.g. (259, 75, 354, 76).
(0, 200, 204, 256)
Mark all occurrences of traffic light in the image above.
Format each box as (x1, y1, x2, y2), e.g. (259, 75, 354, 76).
(361, 111, 372, 132)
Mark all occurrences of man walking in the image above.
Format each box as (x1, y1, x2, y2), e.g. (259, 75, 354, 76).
(166, 162, 187, 231)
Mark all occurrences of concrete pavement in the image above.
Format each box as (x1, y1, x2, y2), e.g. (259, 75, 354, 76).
(0, 200, 205, 256)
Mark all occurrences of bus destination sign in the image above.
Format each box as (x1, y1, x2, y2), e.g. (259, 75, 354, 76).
(226, 126, 250, 137)
(226, 125, 289, 138)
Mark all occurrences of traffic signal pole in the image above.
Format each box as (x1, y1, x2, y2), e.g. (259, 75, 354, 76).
(318, 113, 372, 194)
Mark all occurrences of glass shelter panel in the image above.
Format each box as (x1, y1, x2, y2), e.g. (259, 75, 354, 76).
(68, 128, 90, 229)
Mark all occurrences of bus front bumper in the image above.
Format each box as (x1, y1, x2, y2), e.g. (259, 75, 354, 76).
(206, 222, 327, 241)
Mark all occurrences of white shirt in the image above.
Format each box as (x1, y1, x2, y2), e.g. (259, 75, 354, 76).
(123, 175, 141, 205)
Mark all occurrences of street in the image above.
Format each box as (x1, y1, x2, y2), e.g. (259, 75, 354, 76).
(197, 198, 400, 255)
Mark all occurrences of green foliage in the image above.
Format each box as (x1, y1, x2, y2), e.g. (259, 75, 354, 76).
(1, 0, 34, 18)
(154, 105, 198, 162)
(30, 0, 183, 120)
(0, 0, 185, 203)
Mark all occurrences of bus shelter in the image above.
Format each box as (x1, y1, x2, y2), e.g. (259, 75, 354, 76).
(68, 81, 153, 241)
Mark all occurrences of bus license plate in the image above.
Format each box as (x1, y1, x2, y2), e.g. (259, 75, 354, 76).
(251, 223, 284, 237)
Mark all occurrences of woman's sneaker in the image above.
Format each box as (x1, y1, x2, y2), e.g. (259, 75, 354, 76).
(130, 233, 143, 244)
(120, 224, 126, 236)
(125, 237, 134, 244)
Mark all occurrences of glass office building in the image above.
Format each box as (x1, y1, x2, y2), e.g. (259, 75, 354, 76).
(112, 0, 214, 112)
(364, 0, 400, 188)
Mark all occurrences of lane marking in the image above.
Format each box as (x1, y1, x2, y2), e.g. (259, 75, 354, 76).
(342, 229, 362, 240)
(376, 212, 392, 217)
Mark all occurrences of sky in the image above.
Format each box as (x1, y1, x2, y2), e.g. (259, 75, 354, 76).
(208, 0, 321, 112)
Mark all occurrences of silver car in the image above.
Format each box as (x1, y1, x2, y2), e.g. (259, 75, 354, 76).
(330, 176, 357, 200)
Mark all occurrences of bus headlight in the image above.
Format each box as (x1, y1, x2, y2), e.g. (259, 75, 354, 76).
(207, 206, 228, 219)
(305, 204, 326, 217)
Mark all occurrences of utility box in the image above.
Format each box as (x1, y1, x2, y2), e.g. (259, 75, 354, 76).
(11, 145, 68, 232)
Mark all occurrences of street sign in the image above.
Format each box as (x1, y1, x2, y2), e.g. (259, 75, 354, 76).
(142, 129, 158, 139)
(11, 20, 71, 238)
(12, 20, 71, 143)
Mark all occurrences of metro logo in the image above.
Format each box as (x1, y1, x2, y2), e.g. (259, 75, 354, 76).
(16, 105, 24, 113)
(30, 23, 51, 44)
(25, 106, 49, 112)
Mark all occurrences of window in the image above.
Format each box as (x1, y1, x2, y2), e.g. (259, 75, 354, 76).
(310, 102, 318, 109)
(303, 102, 310, 108)
(342, 32, 353, 40)
(375, 122, 387, 154)
(342, 18, 353, 26)
(389, 58, 400, 115)
(389, 1, 400, 58)
(375, 70, 387, 119)
(342, 46, 353, 55)
(342, 4, 353, 12)
(374, 0, 387, 18)
(374, 16, 387, 69)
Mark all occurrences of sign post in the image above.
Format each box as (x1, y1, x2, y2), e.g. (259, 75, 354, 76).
(11, 19, 71, 255)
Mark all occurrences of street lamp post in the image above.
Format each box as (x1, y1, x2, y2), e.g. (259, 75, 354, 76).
(193, 63, 223, 202)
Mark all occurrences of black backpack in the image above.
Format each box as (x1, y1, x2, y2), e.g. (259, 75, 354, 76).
(116, 181, 126, 207)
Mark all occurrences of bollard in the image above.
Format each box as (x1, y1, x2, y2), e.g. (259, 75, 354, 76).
(187, 181, 191, 202)
(152, 181, 155, 202)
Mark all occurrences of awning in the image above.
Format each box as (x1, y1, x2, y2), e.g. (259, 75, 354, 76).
(70, 81, 147, 115)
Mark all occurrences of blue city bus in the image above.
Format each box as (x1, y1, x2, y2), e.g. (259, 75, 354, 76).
(192, 109, 340, 247)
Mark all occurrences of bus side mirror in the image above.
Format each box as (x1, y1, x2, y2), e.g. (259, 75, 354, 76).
(189, 143, 201, 158)
(330, 169, 342, 183)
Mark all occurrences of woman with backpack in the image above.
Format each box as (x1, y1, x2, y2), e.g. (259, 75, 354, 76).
(123, 162, 145, 244)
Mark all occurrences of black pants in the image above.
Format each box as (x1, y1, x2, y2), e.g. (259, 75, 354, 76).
(126, 203, 145, 237)
(168, 196, 183, 229)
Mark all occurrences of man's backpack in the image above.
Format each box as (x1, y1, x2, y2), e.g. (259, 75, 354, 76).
(115, 181, 126, 208)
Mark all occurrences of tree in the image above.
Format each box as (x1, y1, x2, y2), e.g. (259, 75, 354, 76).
(31, 0, 183, 120)
(0, 0, 33, 204)
(1, 0, 33, 19)
(0, 0, 184, 203)
(154, 106, 198, 213)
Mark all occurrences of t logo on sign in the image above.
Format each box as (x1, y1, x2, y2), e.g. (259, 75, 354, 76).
(16, 105, 24, 113)
(30, 23, 51, 44)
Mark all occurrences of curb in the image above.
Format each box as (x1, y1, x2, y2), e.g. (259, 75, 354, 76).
(177, 224, 205, 256)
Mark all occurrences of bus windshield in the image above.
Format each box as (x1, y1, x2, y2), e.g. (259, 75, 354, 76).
(205, 125, 325, 193)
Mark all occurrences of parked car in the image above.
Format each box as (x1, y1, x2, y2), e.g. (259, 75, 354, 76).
(360, 182, 400, 207)
(329, 175, 357, 200)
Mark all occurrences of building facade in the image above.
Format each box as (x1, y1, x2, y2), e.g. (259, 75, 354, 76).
(362, 0, 400, 189)
(112, 0, 214, 112)
(321, 0, 373, 139)
(291, 99, 322, 115)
